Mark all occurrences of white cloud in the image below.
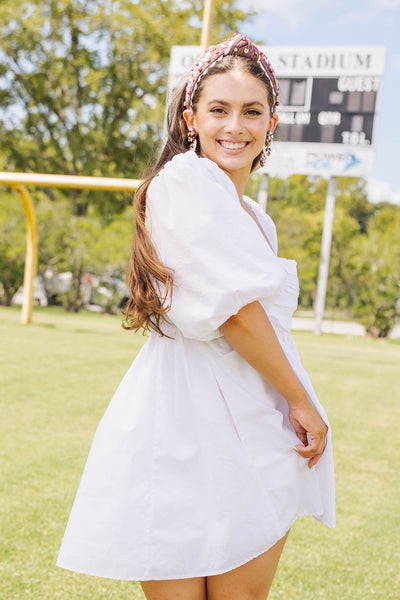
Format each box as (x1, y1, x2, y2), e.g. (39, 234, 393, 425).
(368, 179, 400, 205)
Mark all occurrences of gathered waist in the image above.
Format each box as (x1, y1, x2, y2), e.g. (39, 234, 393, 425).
(153, 312, 291, 343)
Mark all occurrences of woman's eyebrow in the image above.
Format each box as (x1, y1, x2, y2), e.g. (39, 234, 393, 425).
(207, 100, 265, 108)
(242, 101, 265, 108)
(207, 100, 230, 107)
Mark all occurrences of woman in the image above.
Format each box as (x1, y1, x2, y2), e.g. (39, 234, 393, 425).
(57, 33, 335, 599)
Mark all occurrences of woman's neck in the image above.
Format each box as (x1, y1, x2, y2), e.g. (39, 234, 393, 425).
(221, 168, 249, 205)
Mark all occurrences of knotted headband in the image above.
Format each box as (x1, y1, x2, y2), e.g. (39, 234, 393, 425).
(184, 33, 280, 112)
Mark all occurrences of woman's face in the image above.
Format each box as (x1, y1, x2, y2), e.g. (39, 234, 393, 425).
(183, 69, 278, 192)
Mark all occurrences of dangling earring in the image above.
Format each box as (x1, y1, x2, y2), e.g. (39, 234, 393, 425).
(259, 130, 273, 167)
(187, 128, 198, 151)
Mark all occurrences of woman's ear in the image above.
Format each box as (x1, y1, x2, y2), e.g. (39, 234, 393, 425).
(269, 112, 279, 134)
(183, 109, 196, 131)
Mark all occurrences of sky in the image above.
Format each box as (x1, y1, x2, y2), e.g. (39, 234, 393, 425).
(237, 0, 400, 204)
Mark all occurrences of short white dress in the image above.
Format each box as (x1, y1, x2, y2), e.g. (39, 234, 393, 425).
(57, 150, 335, 581)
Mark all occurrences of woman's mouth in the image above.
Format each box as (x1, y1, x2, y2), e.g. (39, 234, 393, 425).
(218, 140, 249, 150)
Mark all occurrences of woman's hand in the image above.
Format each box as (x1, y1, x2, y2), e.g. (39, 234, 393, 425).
(220, 301, 328, 469)
(289, 401, 328, 469)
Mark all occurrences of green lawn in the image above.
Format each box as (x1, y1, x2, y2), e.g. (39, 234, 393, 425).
(1, 306, 399, 599)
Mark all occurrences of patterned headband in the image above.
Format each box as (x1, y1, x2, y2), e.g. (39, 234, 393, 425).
(184, 33, 279, 111)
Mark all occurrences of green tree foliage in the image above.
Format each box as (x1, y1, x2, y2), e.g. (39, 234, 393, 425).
(35, 195, 134, 310)
(0, 0, 250, 216)
(246, 172, 399, 337)
(267, 175, 326, 308)
(265, 177, 400, 337)
(0, 186, 134, 308)
(0, 191, 26, 305)
(347, 205, 400, 337)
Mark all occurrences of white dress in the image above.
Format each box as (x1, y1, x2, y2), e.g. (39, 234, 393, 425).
(57, 150, 335, 581)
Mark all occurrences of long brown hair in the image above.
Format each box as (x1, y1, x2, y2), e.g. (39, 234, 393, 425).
(122, 56, 275, 335)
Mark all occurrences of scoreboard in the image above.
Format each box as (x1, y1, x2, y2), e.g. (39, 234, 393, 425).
(276, 75, 378, 145)
(264, 46, 385, 178)
(168, 45, 385, 179)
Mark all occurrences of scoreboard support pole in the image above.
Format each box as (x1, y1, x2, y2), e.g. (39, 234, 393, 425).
(201, 0, 214, 51)
(313, 176, 337, 336)
(258, 174, 269, 211)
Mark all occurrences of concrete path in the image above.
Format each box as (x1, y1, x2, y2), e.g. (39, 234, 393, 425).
(292, 316, 400, 339)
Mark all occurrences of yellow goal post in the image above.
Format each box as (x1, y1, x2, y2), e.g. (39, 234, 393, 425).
(0, 172, 141, 324)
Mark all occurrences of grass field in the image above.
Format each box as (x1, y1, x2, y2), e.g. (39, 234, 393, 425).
(1, 306, 399, 600)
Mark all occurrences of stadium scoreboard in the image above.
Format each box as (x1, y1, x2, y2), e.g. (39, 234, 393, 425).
(264, 46, 385, 178)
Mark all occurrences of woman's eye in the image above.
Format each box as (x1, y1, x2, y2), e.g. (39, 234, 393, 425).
(246, 109, 262, 116)
(210, 107, 226, 114)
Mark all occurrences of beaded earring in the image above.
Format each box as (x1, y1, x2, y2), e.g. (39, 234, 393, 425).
(259, 130, 273, 167)
(187, 128, 198, 151)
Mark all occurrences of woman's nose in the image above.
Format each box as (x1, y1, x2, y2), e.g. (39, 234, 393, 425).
(225, 112, 244, 134)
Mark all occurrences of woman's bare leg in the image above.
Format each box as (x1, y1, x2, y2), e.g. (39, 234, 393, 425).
(140, 576, 207, 600)
(206, 531, 289, 600)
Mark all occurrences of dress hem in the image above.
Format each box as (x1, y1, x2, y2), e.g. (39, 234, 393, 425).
(56, 510, 335, 582)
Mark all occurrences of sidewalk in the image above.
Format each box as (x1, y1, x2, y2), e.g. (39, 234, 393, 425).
(292, 316, 400, 339)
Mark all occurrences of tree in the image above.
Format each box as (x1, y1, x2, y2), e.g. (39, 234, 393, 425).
(0, 0, 251, 216)
(267, 175, 327, 308)
(0, 191, 26, 305)
(335, 177, 375, 234)
(327, 206, 361, 309)
(35, 195, 134, 310)
(348, 204, 400, 337)
(262, 175, 400, 336)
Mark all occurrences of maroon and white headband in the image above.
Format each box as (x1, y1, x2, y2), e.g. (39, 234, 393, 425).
(184, 33, 280, 111)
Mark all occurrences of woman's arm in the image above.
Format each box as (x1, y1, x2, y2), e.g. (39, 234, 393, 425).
(220, 301, 327, 468)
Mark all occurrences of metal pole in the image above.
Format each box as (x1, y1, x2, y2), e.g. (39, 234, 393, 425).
(314, 176, 337, 336)
(0, 171, 141, 191)
(200, 0, 214, 51)
(257, 174, 269, 211)
(15, 185, 38, 325)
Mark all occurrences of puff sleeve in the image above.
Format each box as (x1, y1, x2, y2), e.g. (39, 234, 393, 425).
(146, 151, 286, 341)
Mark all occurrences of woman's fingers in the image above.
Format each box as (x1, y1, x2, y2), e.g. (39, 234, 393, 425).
(296, 443, 325, 457)
(295, 444, 324, 468)
(289, 404, 328, 468)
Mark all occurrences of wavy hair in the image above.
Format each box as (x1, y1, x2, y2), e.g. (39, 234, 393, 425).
(122, 56, 275, 335)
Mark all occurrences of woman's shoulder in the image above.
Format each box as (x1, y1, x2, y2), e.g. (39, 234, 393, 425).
(150, 150, 238, 199)
(161, 149, 222, 177)
(146, 151, 242, 230)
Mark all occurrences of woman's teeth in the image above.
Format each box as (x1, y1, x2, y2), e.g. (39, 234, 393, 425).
(219, 141, 248, 149)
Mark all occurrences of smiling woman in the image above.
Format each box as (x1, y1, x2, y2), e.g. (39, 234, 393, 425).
(56, 33, 335, 600)
(183, 69, 278, 198)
